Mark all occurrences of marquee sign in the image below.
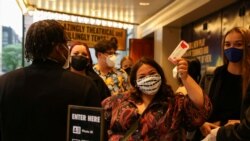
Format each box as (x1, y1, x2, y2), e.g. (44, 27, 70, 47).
(58, 20, 127, 50)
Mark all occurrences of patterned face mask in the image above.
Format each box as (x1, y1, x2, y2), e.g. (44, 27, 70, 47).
(136, 74, 162, 95)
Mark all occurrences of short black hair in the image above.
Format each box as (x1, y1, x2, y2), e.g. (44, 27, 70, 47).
(188, 57, 201, 83)
(94, 39, 118, 57)
(25, 20, 68, 61)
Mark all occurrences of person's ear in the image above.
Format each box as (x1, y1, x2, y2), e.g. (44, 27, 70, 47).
(55, 44, 64, 56)
(97, 52, 103, 58)
(56, 44, 62, 52)
(49, 45, 61, 59)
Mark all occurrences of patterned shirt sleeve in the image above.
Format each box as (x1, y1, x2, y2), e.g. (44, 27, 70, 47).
(117, 68, 131, 92)
(175, 92, 212, 131)
(172, 94, 212, 131)
(101, 94, 127, 121)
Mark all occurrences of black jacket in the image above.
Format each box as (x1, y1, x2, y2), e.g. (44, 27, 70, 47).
(208, 64, 242, 123)
(86, 70, 111, 101)
(217, 85, 250, 141)
(0, 60, 101, 141)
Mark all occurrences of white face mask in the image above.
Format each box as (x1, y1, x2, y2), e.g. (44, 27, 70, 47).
(136, 74, 162, 95)
(106, 55, 116, 67)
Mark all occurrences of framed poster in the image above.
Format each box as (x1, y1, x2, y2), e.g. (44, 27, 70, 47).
(67, 105, 105, 141)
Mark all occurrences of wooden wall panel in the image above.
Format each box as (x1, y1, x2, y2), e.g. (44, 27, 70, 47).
(129, 39, 154, 63)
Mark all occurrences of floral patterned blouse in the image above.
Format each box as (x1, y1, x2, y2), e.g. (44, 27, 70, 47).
(93, 65, 130, 95)
(102, 93, 212, 141)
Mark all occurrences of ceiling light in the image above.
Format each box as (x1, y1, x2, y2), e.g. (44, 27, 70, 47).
(101, 21, 107, 26)
(31, 10, 134, 29)
(16, 0, 37, 15)
(139, 2, 150, 6)
(96, 19, 101, 25)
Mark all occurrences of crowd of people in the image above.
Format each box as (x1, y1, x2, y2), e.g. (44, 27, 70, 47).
(0, 19, 250, 141)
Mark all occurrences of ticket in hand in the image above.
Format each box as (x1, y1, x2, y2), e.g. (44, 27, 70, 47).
(168, 40, 189, 64)
(172, 66, 178, 78)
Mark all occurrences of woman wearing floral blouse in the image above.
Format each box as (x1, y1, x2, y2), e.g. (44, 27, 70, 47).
(102, 57, 212, 141)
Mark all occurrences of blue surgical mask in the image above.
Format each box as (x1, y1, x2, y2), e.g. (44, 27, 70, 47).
(224, 48, 243, 62)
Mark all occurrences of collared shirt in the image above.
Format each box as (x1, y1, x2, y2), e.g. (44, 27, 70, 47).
(93, 65, 130, 95)
(102, 92, 212, 141)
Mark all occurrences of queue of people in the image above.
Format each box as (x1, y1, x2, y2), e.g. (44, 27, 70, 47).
(0, 19, 250, 141)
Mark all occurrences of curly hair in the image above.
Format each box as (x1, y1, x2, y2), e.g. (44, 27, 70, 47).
(24, 20, 68, 61)
(130, 57, 174, 102)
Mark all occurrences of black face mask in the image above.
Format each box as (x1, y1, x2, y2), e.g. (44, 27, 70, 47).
(124, 67, 131, 75)
(71, 56, 89, 71)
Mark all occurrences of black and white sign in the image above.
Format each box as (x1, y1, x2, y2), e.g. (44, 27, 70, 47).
(67, 105, 104, 141)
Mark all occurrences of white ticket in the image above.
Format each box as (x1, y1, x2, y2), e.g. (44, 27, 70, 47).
(168, 40, 189, 64)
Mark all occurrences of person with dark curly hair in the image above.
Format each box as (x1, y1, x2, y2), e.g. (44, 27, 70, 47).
(0, 20, 101, 141)
(102, 57, 212, 141)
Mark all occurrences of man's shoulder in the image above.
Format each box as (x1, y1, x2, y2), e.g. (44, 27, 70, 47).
(0, 68, 25, 79)
(64, 69, 94, 83)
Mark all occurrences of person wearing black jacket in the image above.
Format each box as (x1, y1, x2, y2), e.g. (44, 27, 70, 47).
(68, 41, 111, 101)
(202, 27, 250, 141)
(198, 27, 245, 139)
(216, 88, 250, 141)
(0, 20, 101, 141)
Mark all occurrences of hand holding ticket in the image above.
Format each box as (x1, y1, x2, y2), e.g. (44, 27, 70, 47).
(168, 40, 189, 78)
(168, 40, 189, 64)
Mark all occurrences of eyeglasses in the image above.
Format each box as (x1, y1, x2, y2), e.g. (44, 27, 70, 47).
(104, 51, 118, 56)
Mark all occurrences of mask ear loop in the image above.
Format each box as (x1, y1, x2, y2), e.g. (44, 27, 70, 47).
(83, 56, 91, 69)
(133, 80, 142, 97)
(61, 45, 70, 69)
(134, 81, 138, 88)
